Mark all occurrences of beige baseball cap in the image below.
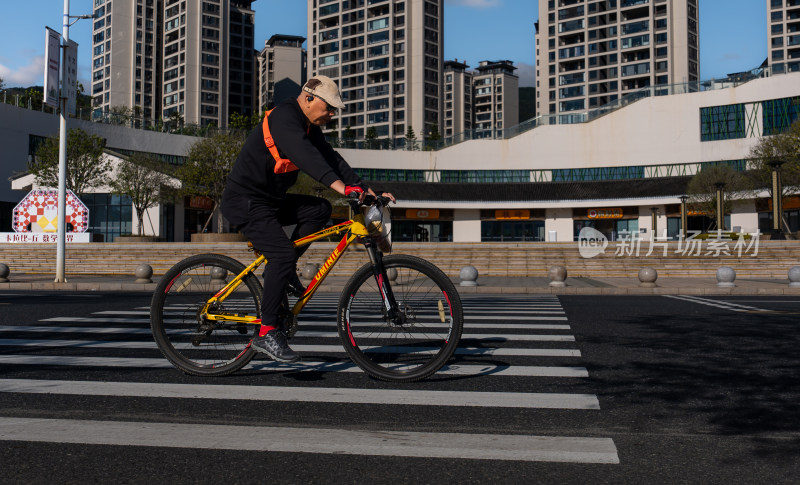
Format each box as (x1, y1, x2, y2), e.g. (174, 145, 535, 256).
(302, 75, 346, 110)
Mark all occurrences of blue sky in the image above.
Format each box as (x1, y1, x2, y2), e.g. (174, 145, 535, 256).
(0, 0, 768, 89)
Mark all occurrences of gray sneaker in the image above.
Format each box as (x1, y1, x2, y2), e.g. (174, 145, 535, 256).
(251, 329, 300, 363)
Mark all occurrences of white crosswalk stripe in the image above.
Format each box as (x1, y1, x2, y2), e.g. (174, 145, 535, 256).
(0, 294, 618, 464)
(0, 417, 619, 464)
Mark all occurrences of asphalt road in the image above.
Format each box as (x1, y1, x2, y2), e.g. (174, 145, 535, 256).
(0, 291, 798, 484)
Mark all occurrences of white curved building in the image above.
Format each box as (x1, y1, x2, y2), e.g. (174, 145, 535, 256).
(340, 71, 800, 242)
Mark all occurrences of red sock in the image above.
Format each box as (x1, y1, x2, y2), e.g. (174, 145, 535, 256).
(258, 324, 277, 337)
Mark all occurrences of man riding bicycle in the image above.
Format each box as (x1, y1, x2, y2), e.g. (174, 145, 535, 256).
(221, 75, 394, 363)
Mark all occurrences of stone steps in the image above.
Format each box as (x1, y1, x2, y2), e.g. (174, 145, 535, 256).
(1, 241, 798, 279)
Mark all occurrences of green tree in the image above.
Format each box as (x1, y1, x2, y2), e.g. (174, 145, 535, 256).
(343, 125, 355, 148)
(365, 127, 378, 149)
(405, 126, 417, 150)
(229, 111, 250, 131)
(178, 132, 245, 233)
(109, 105, 131, 125)
(166, 111, 184, 133)
(748, 119, 800, 198)
(30, 128, 111, 197)
(0, 77, 5, 90)
(328, 130, 341, 148)
(686, 164, 753, 230)
(428, 123, 441, 141)
(110, 153, 174, 236)
(229, 111, 262, 132)
(25, 87, 43, 111)
(426, 123, 442, 150)
(75, 82, 92, 119)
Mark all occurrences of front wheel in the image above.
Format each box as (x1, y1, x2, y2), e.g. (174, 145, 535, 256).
(150, 254, 263, 376)
(337, 254, 464, 382)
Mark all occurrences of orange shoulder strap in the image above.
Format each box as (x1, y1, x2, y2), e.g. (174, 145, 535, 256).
(262, 109, 299, 174)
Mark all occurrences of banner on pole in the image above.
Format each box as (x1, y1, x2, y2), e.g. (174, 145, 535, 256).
(44, 27, 61, 108)
(64, 39, 79, 115)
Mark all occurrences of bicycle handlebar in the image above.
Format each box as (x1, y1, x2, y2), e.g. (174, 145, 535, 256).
(346, 193, 393, 211)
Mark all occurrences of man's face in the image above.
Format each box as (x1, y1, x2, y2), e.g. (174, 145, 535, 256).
(306, 96, 337, 126)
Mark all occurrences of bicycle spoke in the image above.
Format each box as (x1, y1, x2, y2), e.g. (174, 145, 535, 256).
(151, 255, 261, 376)
(338, 255, 463, 381)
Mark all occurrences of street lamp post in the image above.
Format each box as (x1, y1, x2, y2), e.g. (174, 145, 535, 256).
(55, 0, 71, 283)
(768, 159, 786, 240)
(650, 207, 659, 236)
(679, 195, 689, 241)
(714, 182, 726, 234)
(55, 1, 94, 283)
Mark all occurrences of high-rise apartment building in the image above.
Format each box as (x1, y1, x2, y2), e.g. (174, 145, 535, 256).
(257, 35, 307, 112)
(768, 0, 800, 74)
(473, 60, 519, 138)
(307, 0, 444, 141)
(443, 60, 472, 138)
(535, 0, 699, 118)
(91, 0, 255, 128)
(227, 1, 257, 120)
(91, 0, 163, 120)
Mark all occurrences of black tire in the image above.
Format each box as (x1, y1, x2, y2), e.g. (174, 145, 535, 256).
(337, 254, 463, 382)
(150, 254, 262, 376)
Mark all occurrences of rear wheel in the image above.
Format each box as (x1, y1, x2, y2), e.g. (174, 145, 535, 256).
(150, 254, 262, 376)
(337, 254, 463, 382)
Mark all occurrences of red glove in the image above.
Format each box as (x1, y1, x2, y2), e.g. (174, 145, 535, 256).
(345, 184, 365, 197)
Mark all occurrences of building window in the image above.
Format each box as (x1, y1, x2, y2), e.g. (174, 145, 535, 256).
(700, 104, 747, 141)
(440, 170, 529, 183)
(81, 193, 133, 242)
(552, 166, 645, 182)
(762, 96, 800, 136)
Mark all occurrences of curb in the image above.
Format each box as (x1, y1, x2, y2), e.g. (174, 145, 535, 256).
(2, 281, 800, 295)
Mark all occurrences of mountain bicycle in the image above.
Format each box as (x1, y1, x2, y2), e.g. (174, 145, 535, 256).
(150, 195, 464, 382)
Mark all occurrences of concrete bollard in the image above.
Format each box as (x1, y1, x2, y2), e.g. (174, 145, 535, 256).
(302, 262, 320, 281)
(638, 267, 658, 288)
(135, 264, 153, 284)
(0, 263, 9, 283)
(459, 266, 478, 286)
(210, 266, 228, 285)
(386, 267, 398, 282)
(788, 266, 800, 288)
(716, 266, 736, 288)
(548, 265, 567, 288)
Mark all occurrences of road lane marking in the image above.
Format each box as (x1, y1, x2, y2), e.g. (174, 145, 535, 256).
(0, 355, 589, 377)
(0, 378, 599, 409)
(0, 417, 618, 463)
(0, 339, 580, 357)
(664, 295, 767, 312)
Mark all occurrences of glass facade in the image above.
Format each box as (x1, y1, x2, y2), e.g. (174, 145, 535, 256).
(762, 96, 800, 135)
(440, 170, 529, 183)
(552, 166, 644, 181)
(392, 221, 453, 242)
(355, 169, 425, 182)
(81, 193, 133, 242)
(700, 104, 746, 141)
(481, 221, 545, 242)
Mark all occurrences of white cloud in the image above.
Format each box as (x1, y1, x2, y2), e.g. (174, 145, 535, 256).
(445, 0, 502, 8)
(0, 56, 45, 88)
(517, 62, 536, 87)
(720, 52, 743, 62)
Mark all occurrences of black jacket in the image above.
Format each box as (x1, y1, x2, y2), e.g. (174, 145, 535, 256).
(226, 98, 362, 205)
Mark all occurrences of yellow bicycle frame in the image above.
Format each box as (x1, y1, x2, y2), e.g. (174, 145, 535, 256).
(199, 213, 371, 324)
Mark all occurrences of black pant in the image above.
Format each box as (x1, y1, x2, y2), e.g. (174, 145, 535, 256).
(221, 190, 332, 325)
